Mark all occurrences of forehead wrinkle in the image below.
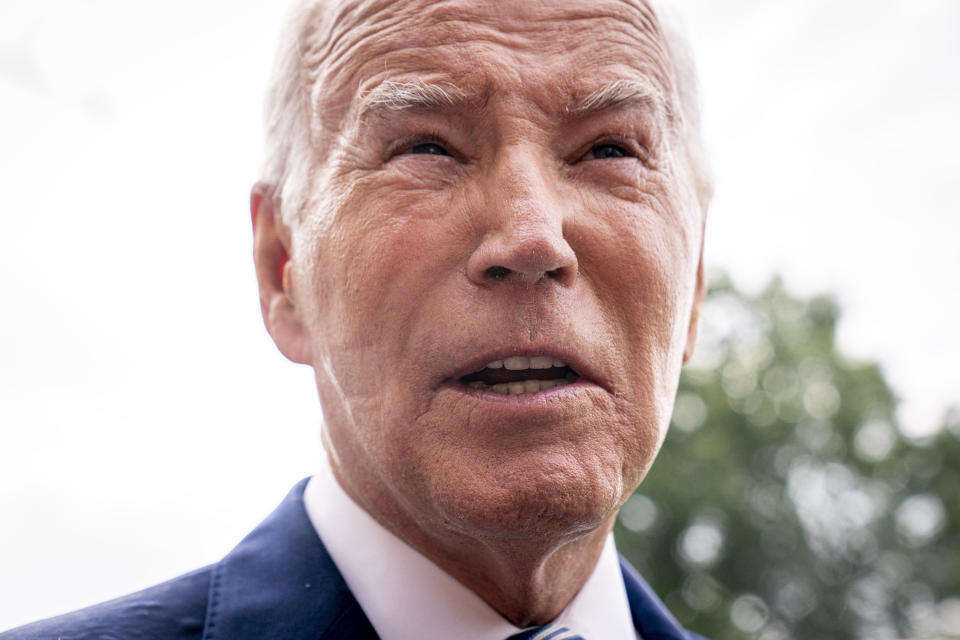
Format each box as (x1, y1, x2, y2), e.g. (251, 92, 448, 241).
(301, 0, 674, 85)
(299, 1, 424, 108)
(294, 0, 683, 150)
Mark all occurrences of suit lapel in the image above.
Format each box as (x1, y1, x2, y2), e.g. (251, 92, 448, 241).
(620, 557, 701, 640)
(201, 479, 378, 640)
(202, 479, 696, 640)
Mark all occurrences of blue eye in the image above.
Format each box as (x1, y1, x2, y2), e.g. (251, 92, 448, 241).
(588, 143, 629, 160)
(409, 142, 451, 156)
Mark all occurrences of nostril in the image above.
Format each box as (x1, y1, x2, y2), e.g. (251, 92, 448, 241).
(486, 266, 511, 280)
(546, 267, 564, 279)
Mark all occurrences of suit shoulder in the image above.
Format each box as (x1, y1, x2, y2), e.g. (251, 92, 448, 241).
(0, 566, 212, 640)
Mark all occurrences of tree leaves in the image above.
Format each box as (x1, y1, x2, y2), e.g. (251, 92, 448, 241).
(616, 273, 960, 639)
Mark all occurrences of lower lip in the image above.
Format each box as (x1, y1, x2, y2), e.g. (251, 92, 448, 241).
(443, 379, 599, 405)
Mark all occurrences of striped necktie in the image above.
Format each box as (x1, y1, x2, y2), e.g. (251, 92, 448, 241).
(506, 625, 586, 640)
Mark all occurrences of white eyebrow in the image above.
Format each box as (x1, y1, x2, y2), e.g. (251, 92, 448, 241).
(567, 79, 664, 115)
(359, 80, 471, 118)
(357, 79, 666, 122)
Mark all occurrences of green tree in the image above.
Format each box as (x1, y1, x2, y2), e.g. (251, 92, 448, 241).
(616, 273, 960, 640)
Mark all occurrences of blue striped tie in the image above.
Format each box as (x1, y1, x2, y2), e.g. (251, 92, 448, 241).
(506, 625, 586, 640)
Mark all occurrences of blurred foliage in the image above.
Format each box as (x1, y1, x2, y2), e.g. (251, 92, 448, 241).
(615, 273, 960, 640)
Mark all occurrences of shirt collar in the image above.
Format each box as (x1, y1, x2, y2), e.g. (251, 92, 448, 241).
(304, 452, 638, 640)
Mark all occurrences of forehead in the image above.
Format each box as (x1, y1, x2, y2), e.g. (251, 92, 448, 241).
(301, 0, 676, 123)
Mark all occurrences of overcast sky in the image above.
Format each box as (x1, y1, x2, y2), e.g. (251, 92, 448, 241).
(1, 0, 957, 630)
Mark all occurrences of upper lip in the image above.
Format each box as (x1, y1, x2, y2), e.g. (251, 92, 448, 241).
(447, 346, 605, 390)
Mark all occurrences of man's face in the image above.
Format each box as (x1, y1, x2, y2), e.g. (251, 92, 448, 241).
(264, 0, 704, 541)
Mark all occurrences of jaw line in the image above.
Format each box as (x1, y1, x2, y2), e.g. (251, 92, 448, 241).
(321, 421, 342, 469)
(316, 351, 360, 435)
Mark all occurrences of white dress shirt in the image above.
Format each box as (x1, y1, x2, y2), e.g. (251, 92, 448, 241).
(304, 452, 639, 640)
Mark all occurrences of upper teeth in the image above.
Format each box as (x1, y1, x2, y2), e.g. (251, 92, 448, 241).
(485, 356, 566, 370)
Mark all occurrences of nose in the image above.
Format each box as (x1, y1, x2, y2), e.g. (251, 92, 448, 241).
(466, 149, 578, 287)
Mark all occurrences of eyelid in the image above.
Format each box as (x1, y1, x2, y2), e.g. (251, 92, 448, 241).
(579, 134, 650, 164)
(386, 131, 457, 161)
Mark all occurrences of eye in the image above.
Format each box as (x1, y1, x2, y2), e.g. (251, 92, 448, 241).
(384, 132, 464, 167)
(586, 143, 629, 160)
(407, 142, 451, 156)
(386, 135, 457, 162)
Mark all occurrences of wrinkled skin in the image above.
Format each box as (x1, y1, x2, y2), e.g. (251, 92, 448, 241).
(253, 0, 705, 625)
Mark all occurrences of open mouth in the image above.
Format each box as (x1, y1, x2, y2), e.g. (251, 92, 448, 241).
(458, 356, 581, 395)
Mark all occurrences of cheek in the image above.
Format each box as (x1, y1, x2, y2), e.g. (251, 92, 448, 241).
(575, 194, 694, 336)
(293, 178, 477, 395)
(568, 179, 698, 423)
(329, 174, 484, 310)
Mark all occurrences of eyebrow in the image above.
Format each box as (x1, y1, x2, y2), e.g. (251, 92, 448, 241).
(357, 78, 667, 122)
(566, 79, 665, 116)
(358, 80, 474, 120)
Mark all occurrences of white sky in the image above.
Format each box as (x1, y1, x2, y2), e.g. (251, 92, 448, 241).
(1, 0, 957, 630)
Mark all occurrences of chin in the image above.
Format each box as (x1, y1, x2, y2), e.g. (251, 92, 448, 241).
(417, 448, 629, 541)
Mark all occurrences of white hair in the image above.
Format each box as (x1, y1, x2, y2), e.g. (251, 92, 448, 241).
(649, 0, 714, 211)
(259, 0, 318, 225)
(259, 0, 712, 223)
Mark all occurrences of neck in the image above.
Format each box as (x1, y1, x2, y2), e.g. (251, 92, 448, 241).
(333, 465, 616, 627)
(412, 522, 615, 627)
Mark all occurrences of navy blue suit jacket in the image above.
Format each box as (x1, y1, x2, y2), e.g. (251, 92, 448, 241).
(2, 480, 707, 639)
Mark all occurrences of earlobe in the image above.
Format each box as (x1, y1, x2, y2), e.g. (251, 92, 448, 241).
(251, 183, 312, 365)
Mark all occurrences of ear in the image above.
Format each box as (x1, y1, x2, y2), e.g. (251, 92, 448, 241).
(682, 241, 706, 364)
(251, 183, 311, 364)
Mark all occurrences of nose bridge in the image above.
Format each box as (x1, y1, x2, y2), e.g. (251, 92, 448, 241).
(492, 144, 560, 232)
(466, 143, 577, 287)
